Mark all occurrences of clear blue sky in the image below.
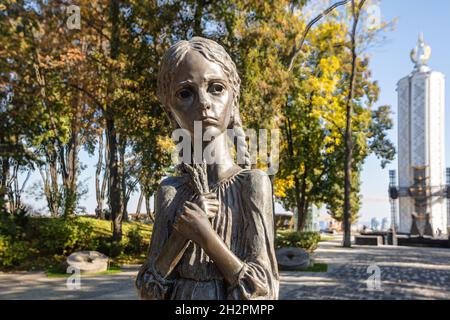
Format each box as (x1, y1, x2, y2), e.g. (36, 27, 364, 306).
(21, 0, 450, 224)
(359, 0, 450, 225)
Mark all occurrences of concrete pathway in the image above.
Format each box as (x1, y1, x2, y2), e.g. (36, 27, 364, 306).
(0, 265, 140, 300)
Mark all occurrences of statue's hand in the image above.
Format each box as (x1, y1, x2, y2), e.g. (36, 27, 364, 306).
(173, 201, 216, 247)
(195, 192, 220, 219)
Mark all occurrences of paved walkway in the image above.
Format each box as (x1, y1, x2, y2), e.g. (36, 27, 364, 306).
(280, 238, 450, 300)
(0, 265, 140, 300)
(1, 238, 449, 300)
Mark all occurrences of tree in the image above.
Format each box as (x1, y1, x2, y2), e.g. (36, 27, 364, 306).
(0, 0, 59, 215)
(94, 125, 108, 219)
(343, 0, 365, 247)
(245, 1, 394, 234)
(340, 0, 396, 246)
(277, 21, 349, 231)
(67, 0, 181, 237)
(1, 1, 395, 247)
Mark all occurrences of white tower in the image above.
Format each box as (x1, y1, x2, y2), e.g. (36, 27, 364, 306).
(396, 33, 447, 237)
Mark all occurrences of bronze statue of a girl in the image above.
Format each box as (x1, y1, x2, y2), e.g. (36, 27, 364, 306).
(135, 37, 279, 300)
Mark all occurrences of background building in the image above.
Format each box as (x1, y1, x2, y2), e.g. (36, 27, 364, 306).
(395, 33, 448, 236)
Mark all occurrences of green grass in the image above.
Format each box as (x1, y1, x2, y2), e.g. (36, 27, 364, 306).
(0, 215, 153, 272)
(77, 216, 153, 239)
(303, 262, 328, 272)
(319, 235, 335, 242)
(46, 265, 122, 278)
(77, 216, 152, 264)
(115, 252, 148, 265)
(279, 262, 328, 272)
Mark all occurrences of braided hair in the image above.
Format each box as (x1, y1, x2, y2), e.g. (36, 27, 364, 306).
(157, 37, 251, 169)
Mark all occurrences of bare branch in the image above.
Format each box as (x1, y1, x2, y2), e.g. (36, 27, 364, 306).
(288, 0, 351, 71)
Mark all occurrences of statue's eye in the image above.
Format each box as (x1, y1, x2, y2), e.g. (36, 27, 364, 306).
(209, 83, 225, 94)
(177, 88, 192, 99)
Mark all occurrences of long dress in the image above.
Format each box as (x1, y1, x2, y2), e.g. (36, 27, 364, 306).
(135, 167, 279, 300)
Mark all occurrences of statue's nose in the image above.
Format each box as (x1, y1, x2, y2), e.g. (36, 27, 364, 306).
(198, 91, 211, 110)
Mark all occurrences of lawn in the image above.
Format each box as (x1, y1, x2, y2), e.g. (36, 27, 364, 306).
(46, 264, 123, 278)
(303, 263, 328, 272)
(0, 214, 153, 272)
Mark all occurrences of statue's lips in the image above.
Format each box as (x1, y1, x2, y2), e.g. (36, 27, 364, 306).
(200, 117, 218, 125)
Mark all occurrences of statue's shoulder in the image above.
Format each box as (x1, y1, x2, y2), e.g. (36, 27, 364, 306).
(239, 168, 272, 193)
(239, 169, 273, 219)
(156, 175, 188, 204)
(159, 174, 186, 189)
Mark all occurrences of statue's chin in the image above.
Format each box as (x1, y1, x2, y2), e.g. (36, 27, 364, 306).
(202, 126, 223, 138)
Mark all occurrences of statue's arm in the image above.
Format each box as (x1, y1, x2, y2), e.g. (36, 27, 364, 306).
(155, 193, 220, 278)
(198, 224, 245, 285)
(173, 170, 279, 300)
(135, 183, 176, 299)
(172, 199, 244, 287)
(154, 223, 190, 277)
(226, 170, 279, 300)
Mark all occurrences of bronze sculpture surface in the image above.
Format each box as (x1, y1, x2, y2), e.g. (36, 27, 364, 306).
(135, 37, 279, 300)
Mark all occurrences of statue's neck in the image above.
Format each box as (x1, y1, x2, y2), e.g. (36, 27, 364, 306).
(192, 131, 237, 186)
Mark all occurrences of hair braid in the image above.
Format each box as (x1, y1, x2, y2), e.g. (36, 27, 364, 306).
(232, 111, 252, 169)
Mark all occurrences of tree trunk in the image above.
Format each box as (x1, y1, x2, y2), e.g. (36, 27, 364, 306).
(285, 96, 314, 232)
(1, 157, 10, 213)
(50, 150, 60, 217)
(293, 177, 302, 231)
(95, 128, 104, 219)
(145, 192, 154, 222)
(296, 163, 310, 231)
(11, 163, 19, 211)
(10, 161, 26, 212)
(283, 114, 299, 231)
(59, 92, 82, 217)
(40, 148, 60, 217)
(101, 130, 110, 219)
(268, 174, 276, 237)
(107, 118, 123, 241)
(343, 0, 364, 247)
(95, 127, 109, 220)
(107, 0, 123, 241)
(119, 137, 127, 222)
(294, 177, 309, 232)
(68, 100, 82, 215)
(3, 160, 21, 213)
(193, 0, 205, 36)
(136, 191, 144, 215)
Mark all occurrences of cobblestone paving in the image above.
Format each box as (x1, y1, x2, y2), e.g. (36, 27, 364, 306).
(1, 238, 449, 300)
(280, 237, 450, 300)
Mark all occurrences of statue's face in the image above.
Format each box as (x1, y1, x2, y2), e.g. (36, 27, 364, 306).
(168, 50, 233, 139)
